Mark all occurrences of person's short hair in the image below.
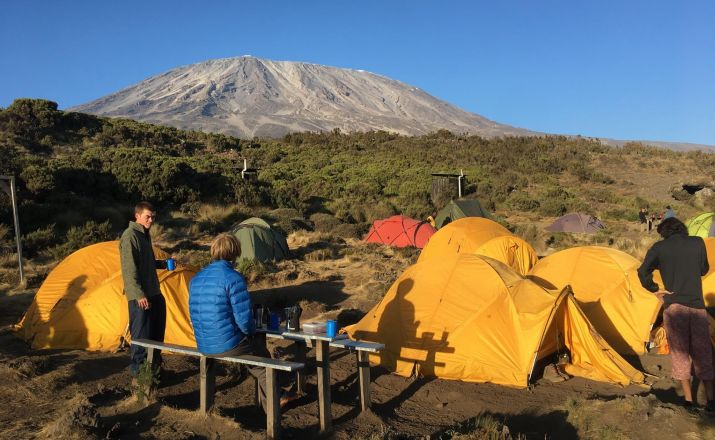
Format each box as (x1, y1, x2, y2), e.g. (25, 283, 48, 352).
(134, 201, 155, 215)
(211, 233, 242, 261)
(666, 205, 672, 210)
(657, 217, 687, 238)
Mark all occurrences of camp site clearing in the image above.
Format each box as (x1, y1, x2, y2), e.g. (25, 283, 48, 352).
(1, 222, 714, 439)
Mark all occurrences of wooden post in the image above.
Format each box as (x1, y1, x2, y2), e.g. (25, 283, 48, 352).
(357, 350, 371, 411)
(200, 357, 215, 415)
(316, 340, 332, 433)
(0, 176, 23, 285)
(266, 368, 280, 439)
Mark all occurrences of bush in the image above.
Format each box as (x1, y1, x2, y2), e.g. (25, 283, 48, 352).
(310, 213, 341, 233)
(332, 222, 367, 239)
(506, 191, 540, 212)
(235, 258, 272, 283)
(538, 186, 574, 217)
(43, 220, 114, 260)
(22, 224, 58, 257)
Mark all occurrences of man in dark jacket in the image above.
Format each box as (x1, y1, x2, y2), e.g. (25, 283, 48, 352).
(120, 201, 167, 378)
(638, 217, 714, 414)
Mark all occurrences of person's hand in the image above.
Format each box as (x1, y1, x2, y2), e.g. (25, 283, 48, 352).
(137, 297, 150, 310)
(655, 290, 673, 295)
(653, 290, 672, 303)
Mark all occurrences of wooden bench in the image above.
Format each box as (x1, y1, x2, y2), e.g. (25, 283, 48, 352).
(131, 338, 304, 439)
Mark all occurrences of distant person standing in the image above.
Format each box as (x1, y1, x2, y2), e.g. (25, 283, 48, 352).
(638, 208, 648, 232)
(664, 205, 675, 219)
(637, 217, 714, 414)
(120, 201, 168, 382)
(648, 214, 655, 232)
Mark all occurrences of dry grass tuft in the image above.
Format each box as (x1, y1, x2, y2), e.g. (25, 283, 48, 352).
(41, 393, 101, 439)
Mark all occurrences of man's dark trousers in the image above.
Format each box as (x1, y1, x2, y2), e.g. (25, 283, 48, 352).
(128, 294, 167, 376)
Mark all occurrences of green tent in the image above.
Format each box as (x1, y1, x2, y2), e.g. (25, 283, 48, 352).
(230, 217, 290, 262)
(686, 212, 715, 238)
(435, 199, 491, 229)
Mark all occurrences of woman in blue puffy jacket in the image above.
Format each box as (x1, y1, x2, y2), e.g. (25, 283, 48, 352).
(189, 233, 284, 411)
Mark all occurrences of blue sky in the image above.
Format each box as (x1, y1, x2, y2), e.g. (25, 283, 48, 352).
(1, 1, 714, 145)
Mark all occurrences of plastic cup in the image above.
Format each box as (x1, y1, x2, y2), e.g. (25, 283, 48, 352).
(166, 258, 176, 271)
(269, 312, 280, 331)
(326, 320, 337, 338)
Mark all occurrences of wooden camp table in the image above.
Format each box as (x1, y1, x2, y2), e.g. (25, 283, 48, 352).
(256, 327, 383, 433)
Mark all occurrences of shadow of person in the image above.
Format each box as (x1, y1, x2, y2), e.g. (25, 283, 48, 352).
(46, 275, 89, 348)
(352, 277, 455, 417)
(14, 275, 90, 351)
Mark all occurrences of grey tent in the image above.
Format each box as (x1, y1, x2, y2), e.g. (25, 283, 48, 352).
(545, 213, 605, 234)
(435, 199, 491, 229)
(230, 217, 290, 262)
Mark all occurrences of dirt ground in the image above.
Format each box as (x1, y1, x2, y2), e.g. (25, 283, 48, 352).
(1, 234, 715, 439)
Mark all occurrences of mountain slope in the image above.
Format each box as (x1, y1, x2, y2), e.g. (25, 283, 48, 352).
(71, 56, 534, 139)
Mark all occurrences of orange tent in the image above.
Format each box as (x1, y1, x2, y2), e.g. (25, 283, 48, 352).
(344, 254, 644, 387)
(418, 217, 538, 275)
(15, 241, 196, 351)
(529, 246, 661, 355)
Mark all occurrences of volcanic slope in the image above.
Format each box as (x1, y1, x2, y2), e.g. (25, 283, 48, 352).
(71, 56, 533, 139)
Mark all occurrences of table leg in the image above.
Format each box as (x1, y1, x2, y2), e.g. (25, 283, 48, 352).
(357, 350, 371, 411)
(266, 368, 280, 439)
(316, 340, 332, 432)
(200, 357, 215, 415)
(295, 341, 307, 394)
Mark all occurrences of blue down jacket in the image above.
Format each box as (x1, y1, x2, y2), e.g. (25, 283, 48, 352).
(189, 260, 255, 355)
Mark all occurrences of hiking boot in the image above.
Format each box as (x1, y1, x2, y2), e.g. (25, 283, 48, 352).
(705, 400, 715, 416)
(683, 400, 700, 416)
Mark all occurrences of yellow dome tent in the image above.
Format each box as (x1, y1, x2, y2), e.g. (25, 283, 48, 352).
(344, 254, 644, 388)
(417, 217, 538, 275)
(528, 246, 661, 355)
(14, 241, 196, 351)
(695, 238, 715, 345)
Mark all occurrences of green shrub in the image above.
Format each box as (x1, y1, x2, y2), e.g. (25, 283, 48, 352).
(235, 258, 273, 282)
(43, 220, 114, 260)
(22, 225, 58, 257)
(310, 213, 341, 233)
(507, 191, 540, 212)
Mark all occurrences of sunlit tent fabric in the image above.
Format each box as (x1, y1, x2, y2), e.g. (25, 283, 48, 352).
(694, 238, 715, 345)
(435, 199, 491, 229)
(528, 246, 661, 355)
(545, 213, 605, 234)
(418, 217, 538, 275)
(686, 212, 715, 238)
(230, 217, 290, 262)
(14, 241, 196, 351)
(344, 254, 644, 388)
(364, 215, 437, 249)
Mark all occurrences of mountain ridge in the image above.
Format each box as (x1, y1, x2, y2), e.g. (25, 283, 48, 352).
(71, 56, 714, 151)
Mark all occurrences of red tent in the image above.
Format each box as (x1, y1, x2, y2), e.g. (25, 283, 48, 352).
(364, 215, 437, 249)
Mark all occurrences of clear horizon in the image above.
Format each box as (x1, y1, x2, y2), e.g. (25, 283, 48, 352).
(1, 1, 713, 145)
